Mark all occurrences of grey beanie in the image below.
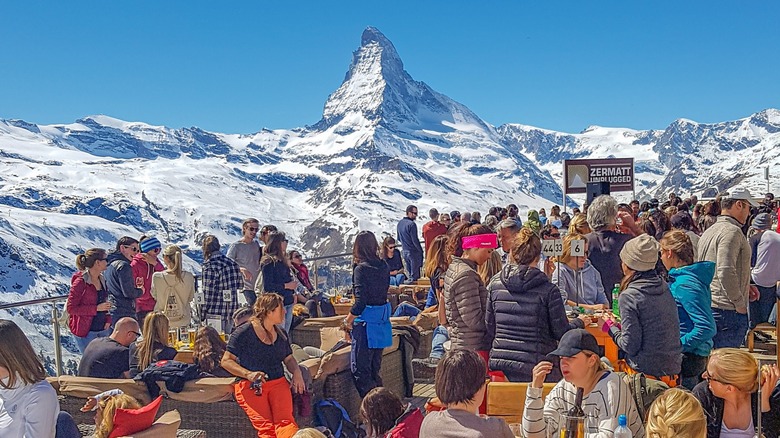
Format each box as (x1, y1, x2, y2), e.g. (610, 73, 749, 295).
(620, 234, 660, 272)
(752, 213, 771, 230)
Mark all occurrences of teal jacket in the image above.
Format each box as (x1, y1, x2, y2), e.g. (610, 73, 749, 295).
(668, 262, 717, 357)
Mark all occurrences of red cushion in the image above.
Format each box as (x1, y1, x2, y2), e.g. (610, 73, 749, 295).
(108, 395, 162, 438)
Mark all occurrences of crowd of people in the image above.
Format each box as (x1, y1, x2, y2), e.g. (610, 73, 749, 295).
(2, 190, 780, 437)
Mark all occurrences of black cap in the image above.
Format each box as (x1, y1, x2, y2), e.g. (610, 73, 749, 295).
(549, 329, 599, 357)
(450, 210, 461, 219)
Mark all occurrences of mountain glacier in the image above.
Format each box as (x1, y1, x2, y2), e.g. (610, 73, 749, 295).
(1, 26, 779, 369)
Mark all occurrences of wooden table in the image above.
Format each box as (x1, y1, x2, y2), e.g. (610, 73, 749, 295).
(175, 349, 194, 364)
(584, 317, 619, 366)
(333, 302, 354, 316)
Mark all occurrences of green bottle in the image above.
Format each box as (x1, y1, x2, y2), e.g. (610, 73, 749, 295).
(611, 284, 620, 318)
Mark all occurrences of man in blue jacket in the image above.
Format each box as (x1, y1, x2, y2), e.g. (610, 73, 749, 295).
(397, 205, 424, 282)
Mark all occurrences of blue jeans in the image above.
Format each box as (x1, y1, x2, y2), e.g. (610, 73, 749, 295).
(351, 321, 383, 398)
(56, 411, 80, 438)
(392, 302, 421, 320)
(430, 325, 449, 359)
(283, 304, 294, 334)
(712, 308, 749, 349)
(402, 250, 423, 281)
(749, 285, 777, 328)
(74, 327, 112, 354)
(389, 273, 407, 287)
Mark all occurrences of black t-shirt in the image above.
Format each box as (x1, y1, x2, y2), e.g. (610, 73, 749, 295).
(78, 337, 130, 378)
(89, 289, 109, 332)
(226, 322, 293, 380)
(385, 249, 404, 272)
(128, 341, 178, 377)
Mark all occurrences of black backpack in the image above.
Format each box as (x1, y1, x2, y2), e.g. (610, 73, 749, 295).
(617, 371, 669, 422)
(314, 399, 365, 438)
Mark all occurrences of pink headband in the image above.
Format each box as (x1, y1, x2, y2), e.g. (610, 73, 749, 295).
(462, 233, 498, 249)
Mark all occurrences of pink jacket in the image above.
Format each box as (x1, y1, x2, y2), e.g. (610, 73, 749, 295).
(131, 253, 165, 312)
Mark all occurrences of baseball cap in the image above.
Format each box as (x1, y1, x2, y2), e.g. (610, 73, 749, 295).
(724, 187, 758, 206)
(549, 329, 600, 357)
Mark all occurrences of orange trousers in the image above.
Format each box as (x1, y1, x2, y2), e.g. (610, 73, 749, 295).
(235, 377, 299, 438)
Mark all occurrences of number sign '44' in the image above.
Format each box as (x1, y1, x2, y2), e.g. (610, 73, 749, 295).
(541, 239, 564, 257)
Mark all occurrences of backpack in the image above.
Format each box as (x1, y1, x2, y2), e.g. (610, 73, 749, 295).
(160, 275, 184, 323)
(617, 371, 669, 422)
(314, 399, 365, 438)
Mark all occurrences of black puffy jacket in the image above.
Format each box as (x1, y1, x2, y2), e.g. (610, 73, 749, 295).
(486, 264, 582, 382)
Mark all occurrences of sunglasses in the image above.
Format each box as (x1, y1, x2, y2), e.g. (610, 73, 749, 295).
(388, 245, 396, 249)
(129, 331, 141, 338)
(550, 233, 560, 238)
(98, 258, 109, 262)
(248, 227, 259, 232)
(123, 245, 140, 253)
(702, 370, 726, 385)
(292, 254, 302, 259)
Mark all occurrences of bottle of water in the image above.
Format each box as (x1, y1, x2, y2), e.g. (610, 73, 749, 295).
(614, 414, 632, 438)
(611, 284, 621, 319)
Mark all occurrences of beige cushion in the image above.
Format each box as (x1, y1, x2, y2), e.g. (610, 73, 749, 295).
(413, 312, 438, 331)
(290, 344, 310, 363)
(300, 358, 321, 379)
(390, 317, 414, 326)
(45, 376, 60, 392)
(122, 409, 181, 438)
(160, 377, 235, 403)
(300, 316, 344, 328)
(320, 327, 344, 352)
(315, 346, 351, 379)
(57, 376, 151, 404)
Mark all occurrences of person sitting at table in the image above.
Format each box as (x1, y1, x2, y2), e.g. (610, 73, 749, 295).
(360, 386, 423, 438)
(551, 233, 609, 311)
(79, 317, 140, 379)
(659, 230, 716, 390)
(419, 350, 514, 437)
(645, 388, 706, 438)
(603, 234, 682, 387)
(193, 326, 231, 377)
(692, 348, 780, 438)
(345, 231, 392, 398)
(392, 234, 449, 320)
(381, 236, 407, 287)
(522, 329, 645, 438)
(128, 311, 177, 378)
(221, 293, 305, 438)
(289, 249, 336, 318)
(486, 227, 585, 382)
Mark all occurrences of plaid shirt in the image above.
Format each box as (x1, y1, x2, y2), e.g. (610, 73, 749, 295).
(201, 253, 243, 318)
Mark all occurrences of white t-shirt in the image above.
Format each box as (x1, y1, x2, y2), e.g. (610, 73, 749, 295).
(0, 377, 59, 438)
(522, 371, 645, 438)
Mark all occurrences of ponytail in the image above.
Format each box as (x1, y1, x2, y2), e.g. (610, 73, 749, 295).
(75, 248, 107, 271)
(162, 245, 184, 282)
(75, 254, 88, 271)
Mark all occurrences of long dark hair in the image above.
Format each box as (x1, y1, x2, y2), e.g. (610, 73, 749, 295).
(360, 387, 405, 437)
(353, 231, 380, 264)
(261, 231, 290, 268)
(445, 222, 494, 262)
(380, 236, 396, 261)
(193, 326, 226, 374)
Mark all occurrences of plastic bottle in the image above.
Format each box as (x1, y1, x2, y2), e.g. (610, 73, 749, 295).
(611, 283, 620, 318)
(614, 414, 632, 438)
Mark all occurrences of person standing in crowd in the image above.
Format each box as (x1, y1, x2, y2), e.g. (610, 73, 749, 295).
(548, 205, 562, 225)
(105, 236, 143, 323)
(259, 224, 278, 254)
(568, 212, 591, 236)
(132, 236, 165, 326)
(289, 250, 335, 318)
(604, 234, 682, 386)
(450, 210, 462, 224)
(257, 231, 299, 333)
(506, 204, 522, 228)
(697, 200, 721, 233)
(698, 188, 757, 348)
(630, 199, 641, 220)
(525, 210, 542, 235)
(438, 212, 452, 230)
(344, 231, 392, 398)
(128, 312, 177, 378)
(0, 319, 60, 438)
(78, 317, 140, 378)
(671, 212, 701, 260)
(381, 236, 407, 286)
(151, 244, 195, 329)
(551, 233, 609, 311)
(496, 219, 521, 263)
(538, 208, 548, 226)
(693, 349, 780, 438)
(645, 388, 707, 438)
(201, 235, 243, 334)
(423, 208, 448, 253)
(397, 205, 424, 282)
(461, 212, 472, 224)
(228, 218, 263, 307)
(748, 213, 780, 331)
(486, 228, 585, 383)
(660, 230, 717, 390)
(420, 350, 514, 438)
(67, 248, 112, 353)
(443, 223, 497, 363)
(222, 293, 305, 438)
(585, 195, 634, 304)
(523, 330, 644, 438)
(411, 234, 451, 372)
(360, 387, 424, 438)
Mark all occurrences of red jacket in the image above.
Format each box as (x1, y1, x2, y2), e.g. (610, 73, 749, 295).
(131, 254, 165, 312)
(386, 406, 424, 438)
(67, 271, 111, 337)
(422, 221, 447, 253)
(293, 262, 314, 291)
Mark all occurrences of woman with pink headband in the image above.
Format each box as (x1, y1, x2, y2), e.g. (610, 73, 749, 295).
(442, 223, 498, 364)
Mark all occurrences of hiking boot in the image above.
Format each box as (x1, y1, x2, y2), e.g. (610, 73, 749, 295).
(412, 357, 439, 383)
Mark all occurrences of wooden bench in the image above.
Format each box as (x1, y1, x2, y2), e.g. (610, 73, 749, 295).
(746, 297, 779, 364)
(486, 381, 557, 424)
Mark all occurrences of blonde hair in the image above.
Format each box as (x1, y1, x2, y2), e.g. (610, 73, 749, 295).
(569, 214, 591, 236)
(94, 394, 142, 438)
(510, 227, 541, 266)
(292, 429, 328, 438)
(660, 230, 694, 265)
(555, 232, 585, 266)
(162, 244, 184, 282)
(0, 320, 46, 389)
(708, 348, 759, 392)
(477, 250, 502, 285)
(135, 312, 170, 372)
(645, 388, 706, 438)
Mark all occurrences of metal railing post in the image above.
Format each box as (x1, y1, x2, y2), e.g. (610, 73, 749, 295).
(51, 304, 63, 376)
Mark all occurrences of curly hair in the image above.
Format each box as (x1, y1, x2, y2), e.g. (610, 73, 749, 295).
(645, 388, 706, 438)
(94, 394, 142, 438)
(193, 326, 226, 375)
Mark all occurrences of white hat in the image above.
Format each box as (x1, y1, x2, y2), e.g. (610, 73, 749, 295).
(724, 187, 757, 207)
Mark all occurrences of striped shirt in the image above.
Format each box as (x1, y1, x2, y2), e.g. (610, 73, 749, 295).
(522, 371, 644, 438)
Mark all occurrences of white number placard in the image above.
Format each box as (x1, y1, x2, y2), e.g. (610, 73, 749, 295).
(541, 239, 564, 257)
(570, 239, 586, 257)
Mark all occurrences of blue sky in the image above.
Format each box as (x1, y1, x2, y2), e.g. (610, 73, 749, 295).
(2, 1, 778, 134)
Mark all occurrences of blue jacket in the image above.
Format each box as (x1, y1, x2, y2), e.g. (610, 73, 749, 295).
(355, 302, 392, 349)
(397, 217, 423, 254)
(551, 261, 608, 308)
(668, 262, 717, 357)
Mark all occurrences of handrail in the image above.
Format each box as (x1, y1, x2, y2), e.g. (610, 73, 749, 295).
(302, 251, 352, 263)
(0, 294, 68, 310)
(0, 294, 67, 376)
